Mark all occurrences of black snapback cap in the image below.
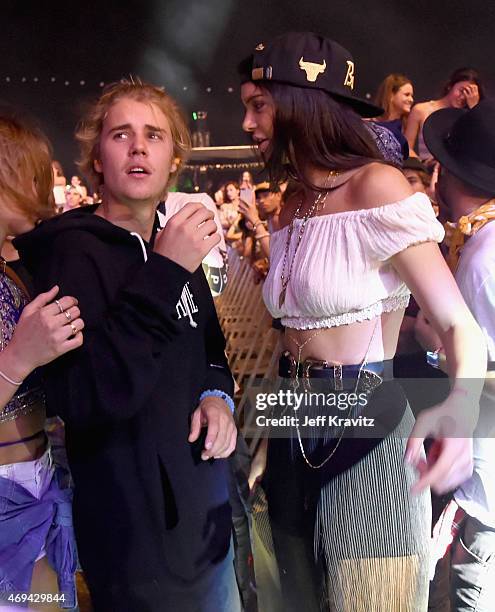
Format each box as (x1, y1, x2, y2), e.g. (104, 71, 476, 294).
(241, 32, 382, 118)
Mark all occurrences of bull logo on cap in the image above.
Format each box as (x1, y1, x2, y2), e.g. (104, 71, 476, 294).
(299, 57, 327, 82)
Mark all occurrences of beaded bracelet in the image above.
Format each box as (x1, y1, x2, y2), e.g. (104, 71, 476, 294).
(252, 220, 266, 233)
(199, 389, 235, 414)
(0, 368, 23, 386)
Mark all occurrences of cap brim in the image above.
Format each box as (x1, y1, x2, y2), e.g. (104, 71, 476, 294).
(330, 92, 383, 118)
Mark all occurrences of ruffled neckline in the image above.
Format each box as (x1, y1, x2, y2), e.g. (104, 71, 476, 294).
(272, 192, 431, 235)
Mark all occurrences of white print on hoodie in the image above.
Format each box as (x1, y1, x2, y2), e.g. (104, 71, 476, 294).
(176, 282, 199, 328)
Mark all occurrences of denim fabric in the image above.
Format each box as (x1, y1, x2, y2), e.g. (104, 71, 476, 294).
(451, 515, 495, 611)
(0, 451, 77, 609)
(195, 540, 241, 612)
(429, 514, 495, 612)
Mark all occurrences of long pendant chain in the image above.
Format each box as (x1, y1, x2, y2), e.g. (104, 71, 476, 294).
(278, 170, 340, 308)
(294, 317, 380, 469)
(285, 328, 325, 381)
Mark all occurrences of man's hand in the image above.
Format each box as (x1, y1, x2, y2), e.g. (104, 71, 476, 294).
(154, 202, 221, 273)
(188, 396, 237, 460)
(405, 392, 476, 495)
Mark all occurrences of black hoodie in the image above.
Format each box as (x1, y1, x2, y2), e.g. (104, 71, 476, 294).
(15, 206, 235, 611)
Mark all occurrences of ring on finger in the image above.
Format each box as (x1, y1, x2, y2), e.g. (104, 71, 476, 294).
(55, 299, 64, 314)
(64, 309, 72, 322)
(70, 322, 77, 336)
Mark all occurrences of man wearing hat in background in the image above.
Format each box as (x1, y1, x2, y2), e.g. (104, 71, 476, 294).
(238, 181, 284, 260)
(422, 99, 495, 611)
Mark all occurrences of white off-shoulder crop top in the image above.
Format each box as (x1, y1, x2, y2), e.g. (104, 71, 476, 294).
(263, 193, 445, 329)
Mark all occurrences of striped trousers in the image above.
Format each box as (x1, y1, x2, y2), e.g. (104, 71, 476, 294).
(259, 381, 431, 611)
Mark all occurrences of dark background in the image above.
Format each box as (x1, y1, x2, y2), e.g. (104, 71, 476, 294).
(1, 0, 492, 177)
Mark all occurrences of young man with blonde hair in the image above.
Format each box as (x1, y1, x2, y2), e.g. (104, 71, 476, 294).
(16, 81, 240, 612)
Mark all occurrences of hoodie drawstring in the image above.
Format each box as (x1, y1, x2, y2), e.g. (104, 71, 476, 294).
(131, 230, 198, 328)
(130, 232, 148, 263)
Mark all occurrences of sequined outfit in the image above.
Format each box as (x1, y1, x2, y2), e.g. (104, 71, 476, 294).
(0, 263, 77, 608)
(0, 264, 44, 422)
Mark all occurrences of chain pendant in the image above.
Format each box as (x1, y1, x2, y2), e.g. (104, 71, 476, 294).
(278, 287, 287, 309)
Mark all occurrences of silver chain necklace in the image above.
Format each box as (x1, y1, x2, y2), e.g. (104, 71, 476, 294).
(278, 170, 340, 308)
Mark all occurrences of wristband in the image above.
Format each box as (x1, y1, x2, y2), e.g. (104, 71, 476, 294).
(199, 389, 235, 414)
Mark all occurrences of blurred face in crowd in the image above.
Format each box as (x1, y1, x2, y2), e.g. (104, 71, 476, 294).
(66, 187, 82, 209)
(225, 183, 240, 202)
(71, 175, 82, 187)
(241, 82, 275, 156)
(214, 189, 224, 206)
(257, 190, 281, 219)
(403, 169, 427, 194)
(390, 83, 414, 117)
(241, 171, 251, 183)
(94, 97, 175, 207)
(446, 81, 475, 109)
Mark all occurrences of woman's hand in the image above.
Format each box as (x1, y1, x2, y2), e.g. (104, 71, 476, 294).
(6, 285, 84, 381)
(405, 390, 477, 495)
(238, 198, 261, 229)
(462, 83, 480, 109)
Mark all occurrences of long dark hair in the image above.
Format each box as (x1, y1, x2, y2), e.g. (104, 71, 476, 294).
(254, 82, 383, 190)
(442, 67, 485, 99)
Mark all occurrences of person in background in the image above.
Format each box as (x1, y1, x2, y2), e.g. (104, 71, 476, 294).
(52, 160, 67, 213)
(405, 67, 484, 162)
(63, 186, 83, 213)
(214, 185, 225, 207)
(70, 175, 88, 201)
(374, 73, 414, 129)
(238, 182, 283, 260)
(219, 181, 241, 233)
(225, 181, 247, 247)
(420, 99, 495, 612)
(402, 157, 431, 195)
(239, 170, 255, 206)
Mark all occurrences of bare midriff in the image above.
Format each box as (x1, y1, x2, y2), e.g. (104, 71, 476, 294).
(283, 309, 404, 365)
(0, 405, 47, 464)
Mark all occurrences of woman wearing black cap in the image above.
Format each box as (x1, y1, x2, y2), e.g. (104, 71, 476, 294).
(238, 32, 486, 611)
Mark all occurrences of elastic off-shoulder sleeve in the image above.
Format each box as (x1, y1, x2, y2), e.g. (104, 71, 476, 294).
(358, 193, 445, 261)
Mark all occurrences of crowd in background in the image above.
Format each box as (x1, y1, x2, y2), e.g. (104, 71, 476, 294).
(51, 161, 100, 213)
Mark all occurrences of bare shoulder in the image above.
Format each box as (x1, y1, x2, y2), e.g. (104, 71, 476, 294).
(348, 162, 414, 209)
(409, 102, 431, 119)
